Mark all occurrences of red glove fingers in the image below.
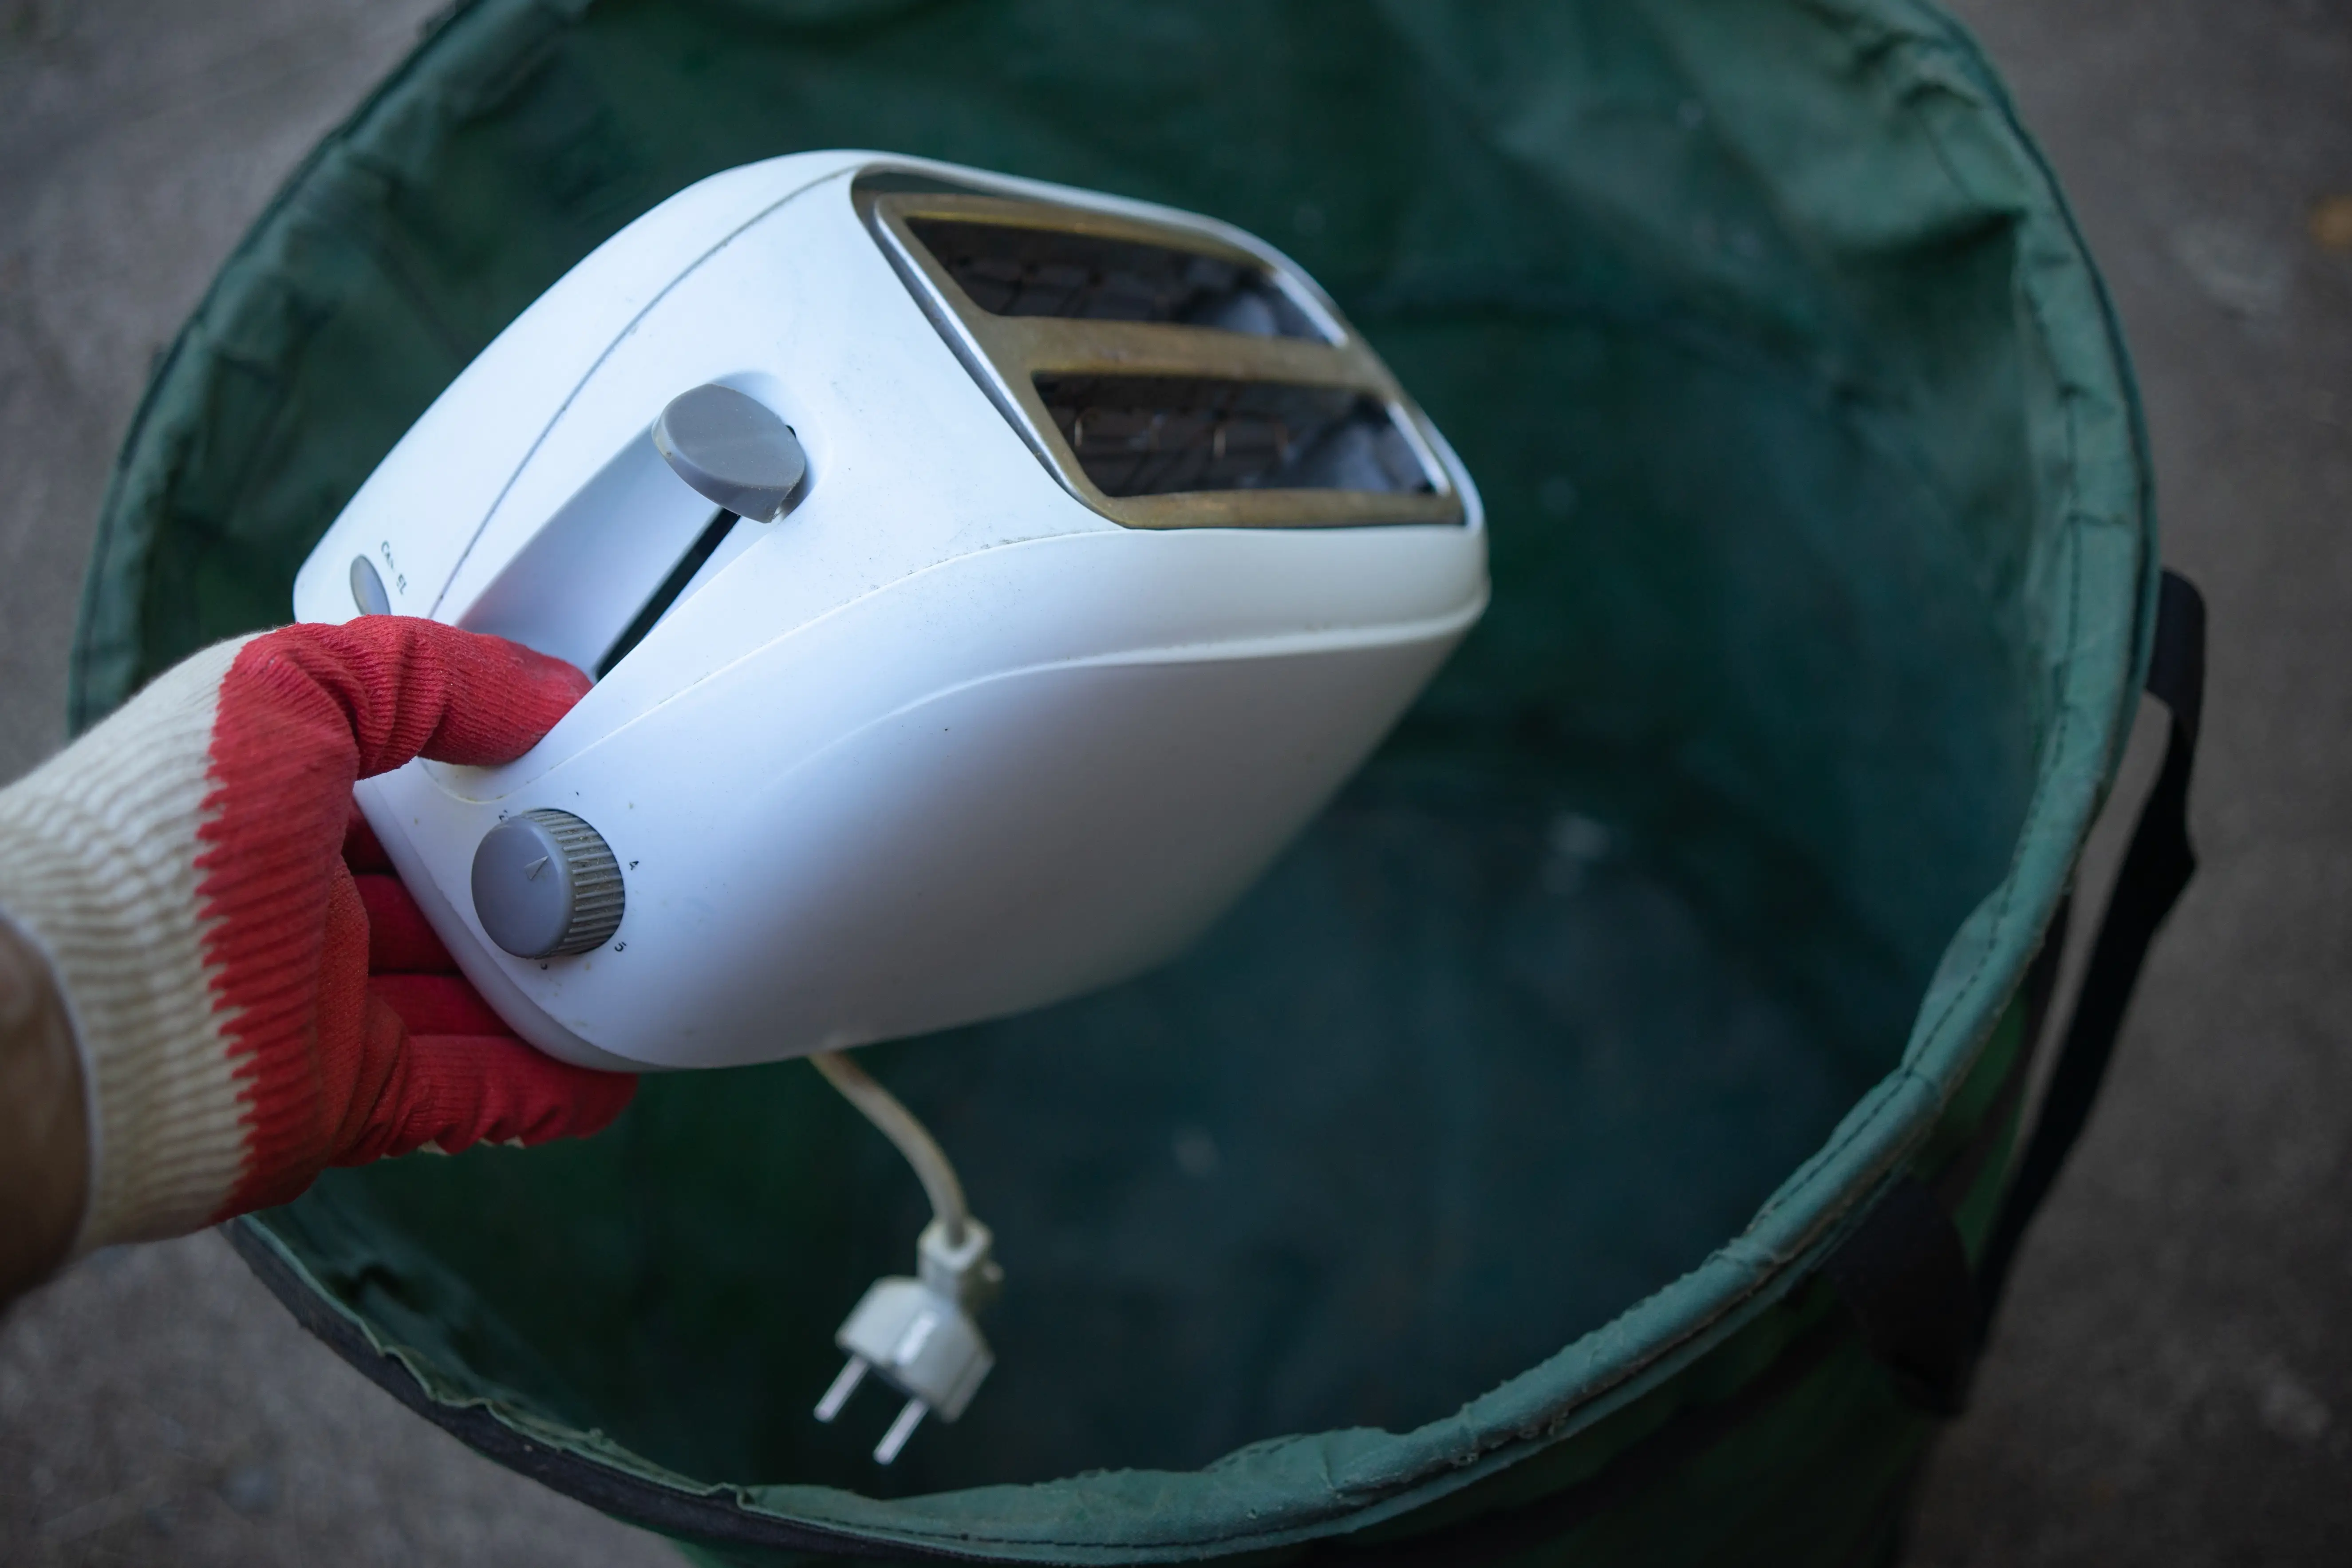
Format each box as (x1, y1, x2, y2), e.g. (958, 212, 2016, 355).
(211, 620, 638, 1213)
(343, 811, 635, 1167)
(0, 617, 635, 1250)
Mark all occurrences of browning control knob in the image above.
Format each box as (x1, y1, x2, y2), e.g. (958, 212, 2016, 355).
(471, 809, 625, 958)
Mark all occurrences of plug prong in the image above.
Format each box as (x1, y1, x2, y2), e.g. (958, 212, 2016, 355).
(873, 1397, 928, 1465)
(815, 1355, 869, 1422)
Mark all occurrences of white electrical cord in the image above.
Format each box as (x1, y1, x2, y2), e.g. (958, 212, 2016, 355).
(809, 1049, 1001, 1463)
(808, 1050, 970, 1244)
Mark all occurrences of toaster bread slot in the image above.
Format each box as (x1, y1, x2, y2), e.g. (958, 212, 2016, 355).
(904, 217, 1326, 341)
(1034, 375, 1433, 499)
(861, 181, 1462, 532)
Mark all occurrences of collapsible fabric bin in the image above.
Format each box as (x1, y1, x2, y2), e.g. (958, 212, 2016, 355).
(70, 1, 2205, 1562)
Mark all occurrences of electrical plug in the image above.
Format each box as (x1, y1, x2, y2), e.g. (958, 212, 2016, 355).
(814, 1216, 1003, 1463)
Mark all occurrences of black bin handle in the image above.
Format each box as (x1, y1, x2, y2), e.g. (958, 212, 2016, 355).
(1831, 568, 2206, 1413)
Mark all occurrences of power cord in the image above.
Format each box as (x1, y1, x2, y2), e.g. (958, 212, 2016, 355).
(808, 1050, 1002, 1464)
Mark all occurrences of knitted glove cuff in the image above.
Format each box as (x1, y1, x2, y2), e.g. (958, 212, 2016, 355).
(0, 637, 257, 1252)
(0, 620, 615, 1257)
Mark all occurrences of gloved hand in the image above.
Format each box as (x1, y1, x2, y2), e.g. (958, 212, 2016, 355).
(0, 617, 635, 1268)
(341, 807, 628, 1167)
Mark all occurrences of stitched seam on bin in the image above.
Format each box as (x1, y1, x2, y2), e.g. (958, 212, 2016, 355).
(216, 7, 2155, 1560)
(692, 17, 2142, 1555)
(718, 24, 2139, 1555)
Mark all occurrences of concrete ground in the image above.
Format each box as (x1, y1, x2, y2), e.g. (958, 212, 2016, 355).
(0, 0, 2343, 1563)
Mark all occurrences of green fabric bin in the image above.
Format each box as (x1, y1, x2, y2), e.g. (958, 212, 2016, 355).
(70, 1, 2198, 1562)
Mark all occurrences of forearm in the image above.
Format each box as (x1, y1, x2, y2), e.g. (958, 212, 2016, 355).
(0, 912, 89, 1305)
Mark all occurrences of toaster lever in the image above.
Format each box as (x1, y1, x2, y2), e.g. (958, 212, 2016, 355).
(651, 383, 807, 522)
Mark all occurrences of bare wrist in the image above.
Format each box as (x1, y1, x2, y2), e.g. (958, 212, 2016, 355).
(0, 911, 90, 1304)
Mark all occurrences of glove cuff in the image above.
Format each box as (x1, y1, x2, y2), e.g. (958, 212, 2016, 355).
(0, 637, 257, 1252)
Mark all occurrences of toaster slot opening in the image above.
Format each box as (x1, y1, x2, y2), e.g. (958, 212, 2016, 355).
(862, 181, 1461, 529)
(1033, 375, 1435, 498)
(906, 218, 1328, 341)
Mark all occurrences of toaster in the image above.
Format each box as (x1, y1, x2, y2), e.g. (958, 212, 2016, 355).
(292, 150, 1487, 1073)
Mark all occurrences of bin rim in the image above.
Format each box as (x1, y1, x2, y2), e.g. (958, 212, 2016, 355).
(73, 0, 2158, 1557)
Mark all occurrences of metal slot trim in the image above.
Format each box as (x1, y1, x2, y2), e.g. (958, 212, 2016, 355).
(861, 186, 1462, 531)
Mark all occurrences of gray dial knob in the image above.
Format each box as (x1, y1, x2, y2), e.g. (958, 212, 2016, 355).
(471, 809, 625, 959)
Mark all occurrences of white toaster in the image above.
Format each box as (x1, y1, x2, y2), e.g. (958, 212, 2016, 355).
(292, 150, 1487, 1073)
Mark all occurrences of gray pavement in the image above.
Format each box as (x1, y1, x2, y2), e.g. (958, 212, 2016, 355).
(1909, 1, 2352, 1561)
(0, 5, 679, 1562)
(0, 1, 2344, 1563)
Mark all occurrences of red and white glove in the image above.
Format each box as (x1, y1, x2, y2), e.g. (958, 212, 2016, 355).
(0, 618, 635, 1256)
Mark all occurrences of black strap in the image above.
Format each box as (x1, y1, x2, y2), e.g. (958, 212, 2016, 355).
(1976, 568, 2204, 1317)
(1821, 1175, 1978, 1414)
(1831, 568, 2206, 1411)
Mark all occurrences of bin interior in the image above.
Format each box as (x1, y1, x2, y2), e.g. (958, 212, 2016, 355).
(130, 0, 2052, 1504)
